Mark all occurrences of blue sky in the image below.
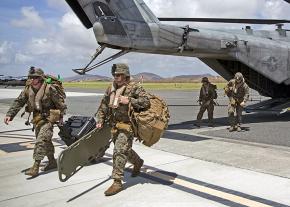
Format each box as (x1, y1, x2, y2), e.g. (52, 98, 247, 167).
(0, 0, 289, 78)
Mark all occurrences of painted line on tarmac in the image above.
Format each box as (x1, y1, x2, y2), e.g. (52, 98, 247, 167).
(0, 150, 7, 155)
(0, 134, 34, 140)
(99, 155, 289, 207)
(142, 169, 288, 207)
(0, 133, 34, 137)
(0, 140, 63, 155)
(0, 128, 33, 134)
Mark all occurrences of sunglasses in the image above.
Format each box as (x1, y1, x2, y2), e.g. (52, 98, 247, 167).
(114, 74, 123, 77)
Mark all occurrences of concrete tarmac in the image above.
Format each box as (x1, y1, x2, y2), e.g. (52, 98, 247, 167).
(0, 87, 290, 207)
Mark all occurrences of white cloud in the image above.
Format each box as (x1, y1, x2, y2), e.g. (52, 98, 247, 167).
(261, 0, 290, 19)
(46, 0, 70, 11)
(7, 11, 98, 76)
(0, 41, 14, 64)
(144, 0, 290, 29)
(57, 12, 97, 51)
(11, 7, 44, 28)
(26, 38, 65, 55)
(18, 12, 96, 59)
(59, 12, 83, 27)
(15, 53, 34, 64)
(3, 0, 290, 77)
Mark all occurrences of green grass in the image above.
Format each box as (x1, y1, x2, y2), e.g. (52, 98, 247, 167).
(64, 81, 111, 89)
(63, 81, 227, 90)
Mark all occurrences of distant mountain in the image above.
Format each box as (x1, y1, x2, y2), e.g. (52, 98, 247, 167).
(132, 72, 163, 81)
(64, 72, 225, 82)
(169, 74, 212, 81)
(64, 74, 111, 82)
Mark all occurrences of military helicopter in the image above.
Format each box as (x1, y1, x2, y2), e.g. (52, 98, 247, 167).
(65, 0, 290, 114)
(0, 76, 27, 88)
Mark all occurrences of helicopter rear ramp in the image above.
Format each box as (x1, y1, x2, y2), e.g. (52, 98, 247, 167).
(245, 98, 290, 115)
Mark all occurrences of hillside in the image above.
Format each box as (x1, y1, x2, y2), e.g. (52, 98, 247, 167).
(64, 74, 111, 82)
(64, 72, 226, 83)
(132, 72, 163, 81)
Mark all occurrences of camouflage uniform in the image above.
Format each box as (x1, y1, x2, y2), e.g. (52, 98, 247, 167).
(96, 81, 150, 180)
(96, 63, 150, 196)
(224, 72, 249, 131)
(196, 77, 217, 127)
(6, 68, 66, 175)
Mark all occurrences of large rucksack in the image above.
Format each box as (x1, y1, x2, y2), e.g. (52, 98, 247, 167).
(130, 93, 170, 147)
(213, 84, 218, 99)
(45, 75, 66, 99)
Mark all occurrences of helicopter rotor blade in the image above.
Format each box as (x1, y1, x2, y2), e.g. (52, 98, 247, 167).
(158, 18, 290, 24)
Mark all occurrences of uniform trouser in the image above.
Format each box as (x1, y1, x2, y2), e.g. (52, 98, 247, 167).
(228, 104, 243, 127)
(197, 102, 214, 123)
(112, 129, 142, 181)
(33, 121, 54, 161)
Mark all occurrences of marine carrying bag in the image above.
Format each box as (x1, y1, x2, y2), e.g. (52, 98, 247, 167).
(130, 93, 170, 147)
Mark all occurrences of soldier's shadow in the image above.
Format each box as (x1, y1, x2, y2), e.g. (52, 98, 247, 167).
(168, 112, 290, 130)
(123, 165, 177, 191)
(66, 160, 177, 202)
(67, 176, 111, 202)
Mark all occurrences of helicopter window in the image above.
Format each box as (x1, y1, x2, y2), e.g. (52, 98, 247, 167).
(93, 2, 115, 19)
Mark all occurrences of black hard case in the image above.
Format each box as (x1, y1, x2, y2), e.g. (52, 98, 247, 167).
(58, 116, 96, 146)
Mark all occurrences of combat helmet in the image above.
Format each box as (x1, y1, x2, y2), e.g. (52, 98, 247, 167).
(28, 67, 44, 79)
(234, 72, 244, 82)
(111, 63, 130, 77)
(201, 77, 209, 83)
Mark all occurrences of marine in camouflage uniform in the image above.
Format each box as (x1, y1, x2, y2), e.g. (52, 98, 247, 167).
(224, 72, 249, 132)
(195, 77, 217, 127)
(95, 63, 150, 196)
(4, 67, 67, 177)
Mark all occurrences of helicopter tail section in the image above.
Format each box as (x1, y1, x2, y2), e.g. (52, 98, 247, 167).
(65, 0, 159, 49)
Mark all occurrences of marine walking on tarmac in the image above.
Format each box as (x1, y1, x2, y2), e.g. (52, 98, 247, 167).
(194, 77, 217, 127)
(3, 67, 67, 177)
(224, 72, 249, 132)
(95, 63, 151, 196)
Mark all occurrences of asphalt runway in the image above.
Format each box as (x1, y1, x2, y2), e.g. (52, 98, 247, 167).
(1, 87, 289, 148)
(1, 87, 290, 206)
(62, 88, 290, 148)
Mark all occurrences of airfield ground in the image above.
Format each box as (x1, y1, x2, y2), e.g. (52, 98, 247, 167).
(0, 87, 290, 207)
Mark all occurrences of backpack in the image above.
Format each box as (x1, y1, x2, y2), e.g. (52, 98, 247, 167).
(130, 93, 170, 147)
(213, 88, 217, 99)
(211, 84, 218, 99)
(45, 74, 66, 99)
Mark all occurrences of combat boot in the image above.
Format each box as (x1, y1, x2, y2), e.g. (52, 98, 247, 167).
(41, 154, 57, 171)
(25, 160, 40, 177)
(131, 159, 144, 177)
(104, 180, 123, 196)
(228, 126, 235, 132)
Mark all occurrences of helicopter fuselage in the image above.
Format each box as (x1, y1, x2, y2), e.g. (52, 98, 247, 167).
(66, 0, 290, 98)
